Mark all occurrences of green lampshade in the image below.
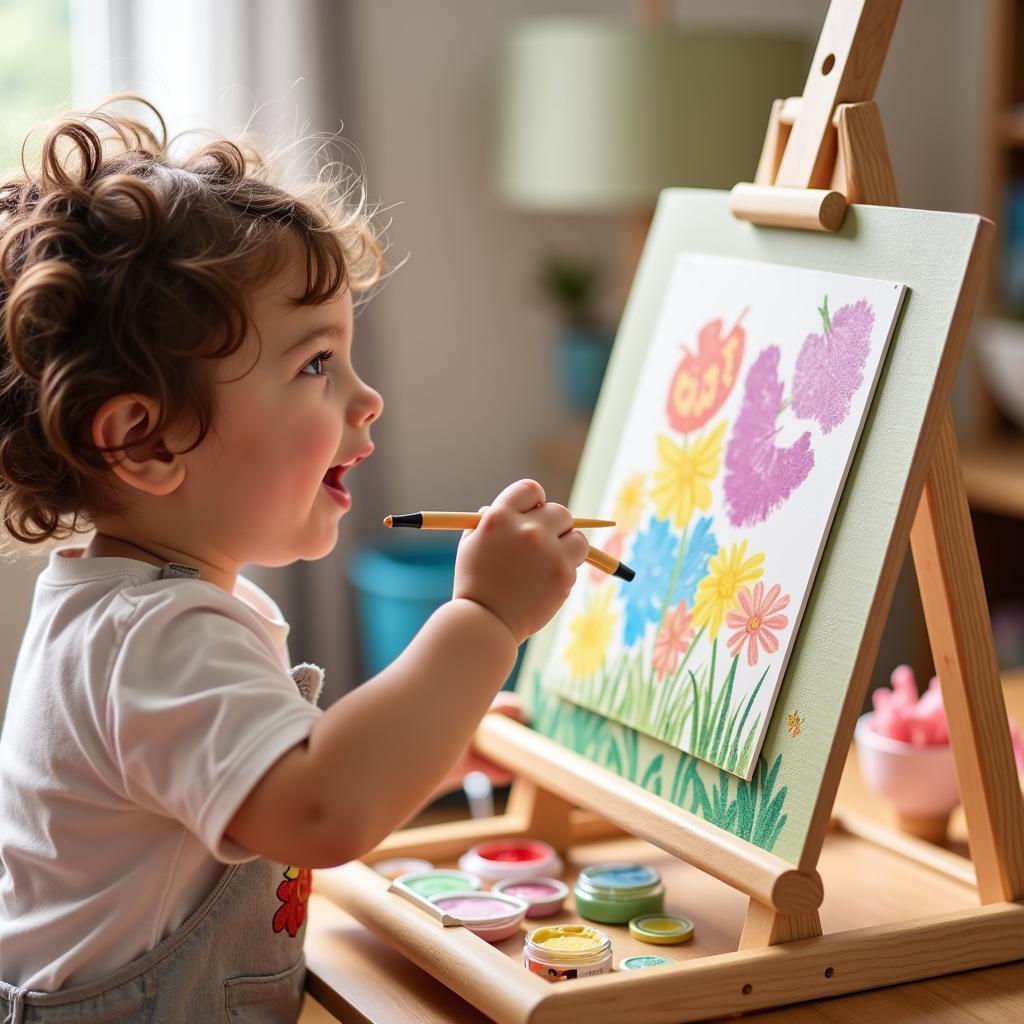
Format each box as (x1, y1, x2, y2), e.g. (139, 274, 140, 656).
(498, 19, 808, 211)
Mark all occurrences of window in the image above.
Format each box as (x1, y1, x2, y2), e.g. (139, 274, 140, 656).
(0, 0, 72, 173)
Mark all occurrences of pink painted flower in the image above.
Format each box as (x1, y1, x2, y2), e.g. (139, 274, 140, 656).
(726, 582, 790, 667)
(652, 602, 694, 681)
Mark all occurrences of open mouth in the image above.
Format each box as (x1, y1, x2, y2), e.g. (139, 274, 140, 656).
(321, 445, 373, 507)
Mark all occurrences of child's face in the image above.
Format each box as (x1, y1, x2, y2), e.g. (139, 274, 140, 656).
(179, 246, 382, 569)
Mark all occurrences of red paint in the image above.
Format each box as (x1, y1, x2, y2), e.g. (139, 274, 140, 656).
(476, 840, 549, 863)
(666, 309, 747, 434)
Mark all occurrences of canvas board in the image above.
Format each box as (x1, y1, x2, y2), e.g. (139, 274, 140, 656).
(516, 189, 987, 867)
(545, 254, 906, 780)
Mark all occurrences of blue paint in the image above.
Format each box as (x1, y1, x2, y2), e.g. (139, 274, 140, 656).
(584, 863, 659, 890)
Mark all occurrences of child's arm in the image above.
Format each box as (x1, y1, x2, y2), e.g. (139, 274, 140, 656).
(419, 690, 524, 808)
(225, 479, 587, 867)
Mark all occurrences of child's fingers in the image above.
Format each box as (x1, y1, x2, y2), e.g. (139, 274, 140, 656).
(565, 529, 590, 567)
(532, 501, 574, 537)
(492, 478, 545, 513)
(463, 505, 489, 541)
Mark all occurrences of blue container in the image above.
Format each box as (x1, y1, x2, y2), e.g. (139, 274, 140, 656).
(349, 536, 522, 688)
(350, 536, 459, 677)
(558, 327, 613, 411)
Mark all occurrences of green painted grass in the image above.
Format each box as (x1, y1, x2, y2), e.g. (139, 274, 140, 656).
(528, 670, 788, 853)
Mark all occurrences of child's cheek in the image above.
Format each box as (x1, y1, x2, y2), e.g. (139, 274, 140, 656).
(287, 404, 344, 485)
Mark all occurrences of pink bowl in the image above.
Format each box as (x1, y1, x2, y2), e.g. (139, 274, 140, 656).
(491, 877, 568, 918)
(855, 712, 960, 817)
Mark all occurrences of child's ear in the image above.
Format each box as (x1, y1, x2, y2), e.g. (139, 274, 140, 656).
(91, 394, 187, 497)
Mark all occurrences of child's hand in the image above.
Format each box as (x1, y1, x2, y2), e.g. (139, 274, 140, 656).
(453, 479, 589, 644)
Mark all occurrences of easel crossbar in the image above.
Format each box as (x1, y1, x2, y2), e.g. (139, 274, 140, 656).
(474, 714, 823, 915)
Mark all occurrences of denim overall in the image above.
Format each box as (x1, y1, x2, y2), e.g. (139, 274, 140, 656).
(0, 655, 324, 1024)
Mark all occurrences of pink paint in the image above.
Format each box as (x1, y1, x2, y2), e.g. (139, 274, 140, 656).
(500, 882, 560, 901)
(492, 876, 568, 919)
(434, 896, 514, 919)
(430, 891, 528, 943)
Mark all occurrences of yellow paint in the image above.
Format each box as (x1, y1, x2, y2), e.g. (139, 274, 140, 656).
(531, 925, 602, 951)
(787, 710, 805, 737)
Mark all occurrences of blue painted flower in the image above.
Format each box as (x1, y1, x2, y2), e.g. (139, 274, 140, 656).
(671, 515, 718, 608)
(620, 516, 678, 646)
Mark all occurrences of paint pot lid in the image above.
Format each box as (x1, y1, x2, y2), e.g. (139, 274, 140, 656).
(393, 869, 482, 897)
(491, 877, 569, 904)
(620, 955, 673, 969)
(429, 890, 528, 927)
(372, 858, 433, 880)
(628, 914, 694, 945)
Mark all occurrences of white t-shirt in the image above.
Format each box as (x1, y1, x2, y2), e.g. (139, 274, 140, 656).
(0, 547, 323, 992)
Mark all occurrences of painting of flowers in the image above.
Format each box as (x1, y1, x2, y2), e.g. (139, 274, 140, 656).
(546, 253, 906, 780)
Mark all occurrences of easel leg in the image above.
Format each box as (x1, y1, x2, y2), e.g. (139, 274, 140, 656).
(910, 408, 1024, 902)
(738, 899, 822, 949)
(505, 778, 575, 852)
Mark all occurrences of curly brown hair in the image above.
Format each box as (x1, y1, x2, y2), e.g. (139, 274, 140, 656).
(0, 95, 383, 547)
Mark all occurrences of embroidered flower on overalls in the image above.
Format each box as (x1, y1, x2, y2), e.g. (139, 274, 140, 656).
(273, 865, 312, 937)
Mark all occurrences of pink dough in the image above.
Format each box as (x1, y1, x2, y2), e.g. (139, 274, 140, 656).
(872, 667, 1024, 769)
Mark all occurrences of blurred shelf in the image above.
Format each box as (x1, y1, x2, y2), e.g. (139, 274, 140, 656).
(1003, 111, 1024, 146)
(961, 437, 1024, 518)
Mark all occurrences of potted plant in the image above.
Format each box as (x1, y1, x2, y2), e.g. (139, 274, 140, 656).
(538, 250, 614, 412)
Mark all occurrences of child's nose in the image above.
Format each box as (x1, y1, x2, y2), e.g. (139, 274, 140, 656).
(349, 382, 383, 427)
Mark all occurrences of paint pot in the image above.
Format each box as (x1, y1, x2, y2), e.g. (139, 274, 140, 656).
(429, 891, 528, 942)
(628, 914, 694, 945)
(523, 924, 612, 982)
(620, 955, 672, 970)
(372, 858, 433, 881)
(393, 869, 482, 899)
(492, 877, 569, 918)
(573, 863, 664, 924)
(458, 839, 563, 883)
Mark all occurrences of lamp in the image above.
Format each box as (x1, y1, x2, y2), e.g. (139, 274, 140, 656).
(498, 18, 808, 211)
(497, 17, 808, 478)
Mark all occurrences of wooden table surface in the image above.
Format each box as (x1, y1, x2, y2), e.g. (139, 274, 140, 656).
(300, 679, 1024, 1023)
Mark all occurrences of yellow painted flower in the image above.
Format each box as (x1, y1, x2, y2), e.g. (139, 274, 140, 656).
(691, 540, 764, 637)
(612, 471, 646, 534)
(563, 588, 617, 681)
(651, 420, 727, 528)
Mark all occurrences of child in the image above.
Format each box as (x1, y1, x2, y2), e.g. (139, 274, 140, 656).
(0, 97, 588, 1022)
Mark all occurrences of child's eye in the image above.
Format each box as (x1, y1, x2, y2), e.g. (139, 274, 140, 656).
(300, 351, 333, 377)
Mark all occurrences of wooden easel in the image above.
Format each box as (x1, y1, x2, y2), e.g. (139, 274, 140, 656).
(315, 1, 1024, 1019)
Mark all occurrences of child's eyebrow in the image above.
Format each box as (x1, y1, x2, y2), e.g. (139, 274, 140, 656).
(279, 324, 346, 359)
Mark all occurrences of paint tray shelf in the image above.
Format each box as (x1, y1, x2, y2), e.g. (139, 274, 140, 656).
(310, 791, 1011, 1024)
